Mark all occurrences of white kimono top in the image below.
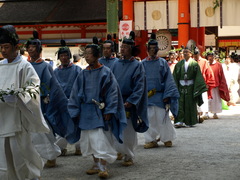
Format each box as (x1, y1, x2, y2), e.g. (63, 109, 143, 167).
(0, 55, 49, 137)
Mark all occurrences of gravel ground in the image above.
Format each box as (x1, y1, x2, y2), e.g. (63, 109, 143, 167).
(41, 105, 240, 180)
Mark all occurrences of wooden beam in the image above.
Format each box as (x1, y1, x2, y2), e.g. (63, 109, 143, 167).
(17, 29, 107, 35)
(14, 22, 106, 29)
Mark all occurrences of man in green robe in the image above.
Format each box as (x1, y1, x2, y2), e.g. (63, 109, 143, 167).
(173, 46, 207, 127)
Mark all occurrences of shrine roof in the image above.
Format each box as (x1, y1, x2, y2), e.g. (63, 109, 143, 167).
(0, 0, 122, 25)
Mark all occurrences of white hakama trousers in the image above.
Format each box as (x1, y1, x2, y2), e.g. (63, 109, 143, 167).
(0, 130, 44, 180)
(31, 131, 61, 161)
(197, 91, 209, 113)
(144, 106, 176, 143)
(80, 128, 117, 164)
(114, 118, 137, 160)
(208, 87, 222, 114)
(55, 136, 80, 150)
(55, 136, 68, 150)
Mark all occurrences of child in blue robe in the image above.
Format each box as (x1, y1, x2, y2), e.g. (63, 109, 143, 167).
(54, 63, 81, 98)
(142, 33, 179, 149)
(111, 31, 149, 166)
(54, 40, 82, 156)
(99, 34, 118, 68)
(68, 43, 127, 179)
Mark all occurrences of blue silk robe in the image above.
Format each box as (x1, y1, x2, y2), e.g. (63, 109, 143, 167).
(142, 57, 180, 117)
(111, 58, 149, 133)
(99, 57, 118, 69)
(54, 64, 81, 98)
(68, 66, 127, 143)
(30, 60, 77, 143)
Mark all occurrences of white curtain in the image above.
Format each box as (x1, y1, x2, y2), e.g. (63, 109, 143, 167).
(147, 1, 167, 29)
(134, 2, 145, 30)
(191, 0, 240, 27)
(191, 0, 220, 27)
(222, 0, 240, 26)
(134, 0, 178, 30)
(169, 0, 178, 29)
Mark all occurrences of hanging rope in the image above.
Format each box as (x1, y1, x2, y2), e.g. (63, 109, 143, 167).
(220, 0, 223, 28)
(197, 0, 200, 28)
(166, 0, 169, 30)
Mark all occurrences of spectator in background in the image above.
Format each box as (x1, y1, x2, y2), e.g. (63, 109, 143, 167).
(20, 47, 29, 61)
(73, 53, 82, 67)
(227, 54, 240, 106)
(168, 47, 179, 74)
(45, 57, 57, 69)
(177, 45, 185, 61)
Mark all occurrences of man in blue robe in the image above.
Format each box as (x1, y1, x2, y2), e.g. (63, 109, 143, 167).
(99, 34, 118, 68)
(142, 33, 179, 149)
(111, 31, 149, 166)
(68, 43, 127, 179)
(54, 40, 82, 156)
(26, 32, 76, 168)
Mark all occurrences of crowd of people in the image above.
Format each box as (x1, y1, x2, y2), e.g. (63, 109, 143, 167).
(0, 24, 240, 180)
